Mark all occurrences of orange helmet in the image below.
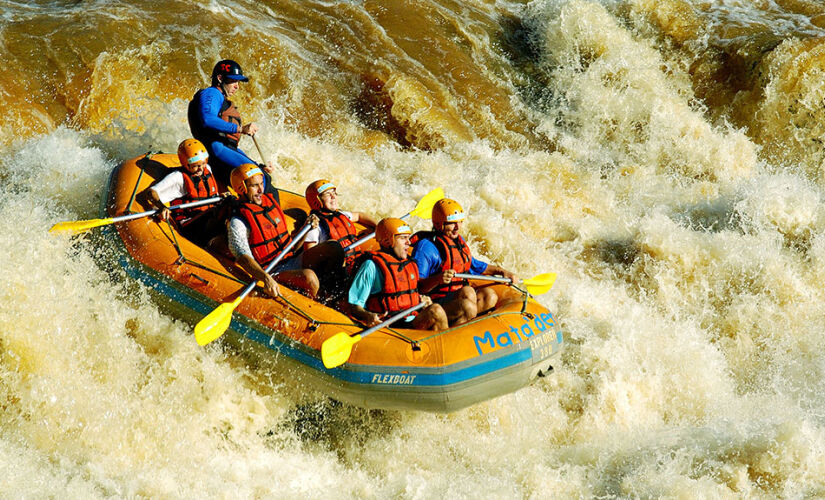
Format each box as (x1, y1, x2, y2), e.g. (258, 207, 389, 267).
(305, 179, 336, 210)
(230, 163, 263, 195)
(177, 139, 208, 168)
(376, 217, 412, 248)
(432, 198, 465, 227)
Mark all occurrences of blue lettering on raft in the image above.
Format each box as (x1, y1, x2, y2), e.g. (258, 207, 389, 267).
(474, 330, 495, 354)
(472, 312, 557, 355)
(371, 374, 417, 385)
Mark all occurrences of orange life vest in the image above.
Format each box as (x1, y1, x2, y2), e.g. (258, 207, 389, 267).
(170, 167, 219, 227)
(411, 231, 472, 299)
(235, 193, 293, 265)
(219, 99, 242, 147)
(365, 251, 421, 315)
(312, 209, 361, 270)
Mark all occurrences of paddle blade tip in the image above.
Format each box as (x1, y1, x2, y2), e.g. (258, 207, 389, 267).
(194, 303, 235, 346)
(321, 332, 360, 369)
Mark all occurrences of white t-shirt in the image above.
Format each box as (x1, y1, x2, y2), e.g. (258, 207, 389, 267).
(228, 217, 253, 258)
(227, 216, 302, 272)
(304, 211, 355, 244)
(151, 165, 214, 204)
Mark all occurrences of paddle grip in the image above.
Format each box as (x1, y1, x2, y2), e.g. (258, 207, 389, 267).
(357, 301, 428, 340)
(453, 273, 513, 285)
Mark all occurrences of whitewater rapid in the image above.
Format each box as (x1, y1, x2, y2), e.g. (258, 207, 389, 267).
(3, 0, 825, 497)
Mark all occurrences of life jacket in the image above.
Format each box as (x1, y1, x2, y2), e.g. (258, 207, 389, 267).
(312, 209, 361, 270)
(218, 99, 242, 147)
(188, 87, 242, 149)
(169, 167, 219, 227)
(365, 250, 420, 315)
(235, 193, 293, 266)
(411, 231, 473, 299)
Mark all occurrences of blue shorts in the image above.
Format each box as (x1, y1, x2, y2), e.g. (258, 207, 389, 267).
(270, 254, 302, 275)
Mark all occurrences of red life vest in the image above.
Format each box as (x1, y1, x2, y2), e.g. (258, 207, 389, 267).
(411, 231, 473, 299)
(236, 193, 293, 265)
(219, 99, 242, 147)
(365, 251, 421, 315)
(169, 167, 219, 227)
(312, 209, 361, 269)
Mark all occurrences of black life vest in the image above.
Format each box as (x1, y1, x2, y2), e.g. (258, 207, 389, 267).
(365, 251, 420, 315)
(235, 193, 292, 265)
(411, 231, 472, 299)
(169, 167, 219, 227)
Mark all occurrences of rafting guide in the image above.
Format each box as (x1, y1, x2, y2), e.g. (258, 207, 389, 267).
(188, 59, 275, 191)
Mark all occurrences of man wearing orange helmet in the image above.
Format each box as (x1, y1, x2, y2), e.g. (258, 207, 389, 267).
(303, 179, 377, 252)
(347, 218, 447, 330)
(138, 138, 228, 247)
(412, 198, 517, 326)
(226, 163, 320, 299)
(300, 179, 378, 297)
(188, 59, 275, 189)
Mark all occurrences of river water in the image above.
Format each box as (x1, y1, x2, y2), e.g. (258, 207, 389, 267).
(2, 0, 825, 497)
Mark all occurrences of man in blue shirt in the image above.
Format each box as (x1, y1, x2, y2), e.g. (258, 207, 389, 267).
(348, 218, 447, 330)
(412, 199, 517, 326)
(187, 59, 274, 189)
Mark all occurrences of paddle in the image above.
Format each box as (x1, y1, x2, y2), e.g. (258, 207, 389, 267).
(194, 223, 313, 346)
(49, 196, 222, 234)
(453, 272, 557, 296)
(251, 135, 268, 165)
(321, 302, 428, 369)
(342, 187, 445, 253)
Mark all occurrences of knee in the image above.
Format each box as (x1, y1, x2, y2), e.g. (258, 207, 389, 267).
(304, 269, 320, 295)
(458, 285, 476, 301)
(478, 289, 498, 309)
(433, 304, 448, 328)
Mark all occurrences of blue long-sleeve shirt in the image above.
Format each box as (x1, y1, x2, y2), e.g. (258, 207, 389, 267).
(188, 87, 256, 182)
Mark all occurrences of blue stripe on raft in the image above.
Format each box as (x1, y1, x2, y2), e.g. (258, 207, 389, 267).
(118, 254, 538, 388)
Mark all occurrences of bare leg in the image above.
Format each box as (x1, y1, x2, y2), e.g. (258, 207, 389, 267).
(274, 268, 320, 298)
(476, 287, 498, 314)
(412, 303, 448, 331)
(440, 286, 478, 326)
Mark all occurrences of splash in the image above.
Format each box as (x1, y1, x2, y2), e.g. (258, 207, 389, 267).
(3, 0, 825, 497)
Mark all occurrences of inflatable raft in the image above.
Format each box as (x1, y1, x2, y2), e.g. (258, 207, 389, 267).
(101, 153, 564, 412)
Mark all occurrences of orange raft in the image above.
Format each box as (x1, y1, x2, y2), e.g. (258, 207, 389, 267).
(102, 153, 564, 412)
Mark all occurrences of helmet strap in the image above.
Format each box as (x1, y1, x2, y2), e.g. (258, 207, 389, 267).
(216, 75, 232, 97)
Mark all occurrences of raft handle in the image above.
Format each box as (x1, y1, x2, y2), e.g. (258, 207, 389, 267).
(189, 273, 210, 285)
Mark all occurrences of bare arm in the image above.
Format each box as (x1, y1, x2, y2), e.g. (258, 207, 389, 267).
(137, 187, 171, 222)
(236, 254, 280, 298)
(482, 264, 517, 283)
(351, 212, 377, 229)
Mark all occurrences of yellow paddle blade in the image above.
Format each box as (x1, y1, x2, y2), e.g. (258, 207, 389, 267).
(194, 296, 243, 346)
(321, 331, 363, 369)
(408, 187, 444, 219)
(49, 217, 115, 234)
(522, 273, 557, 296)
